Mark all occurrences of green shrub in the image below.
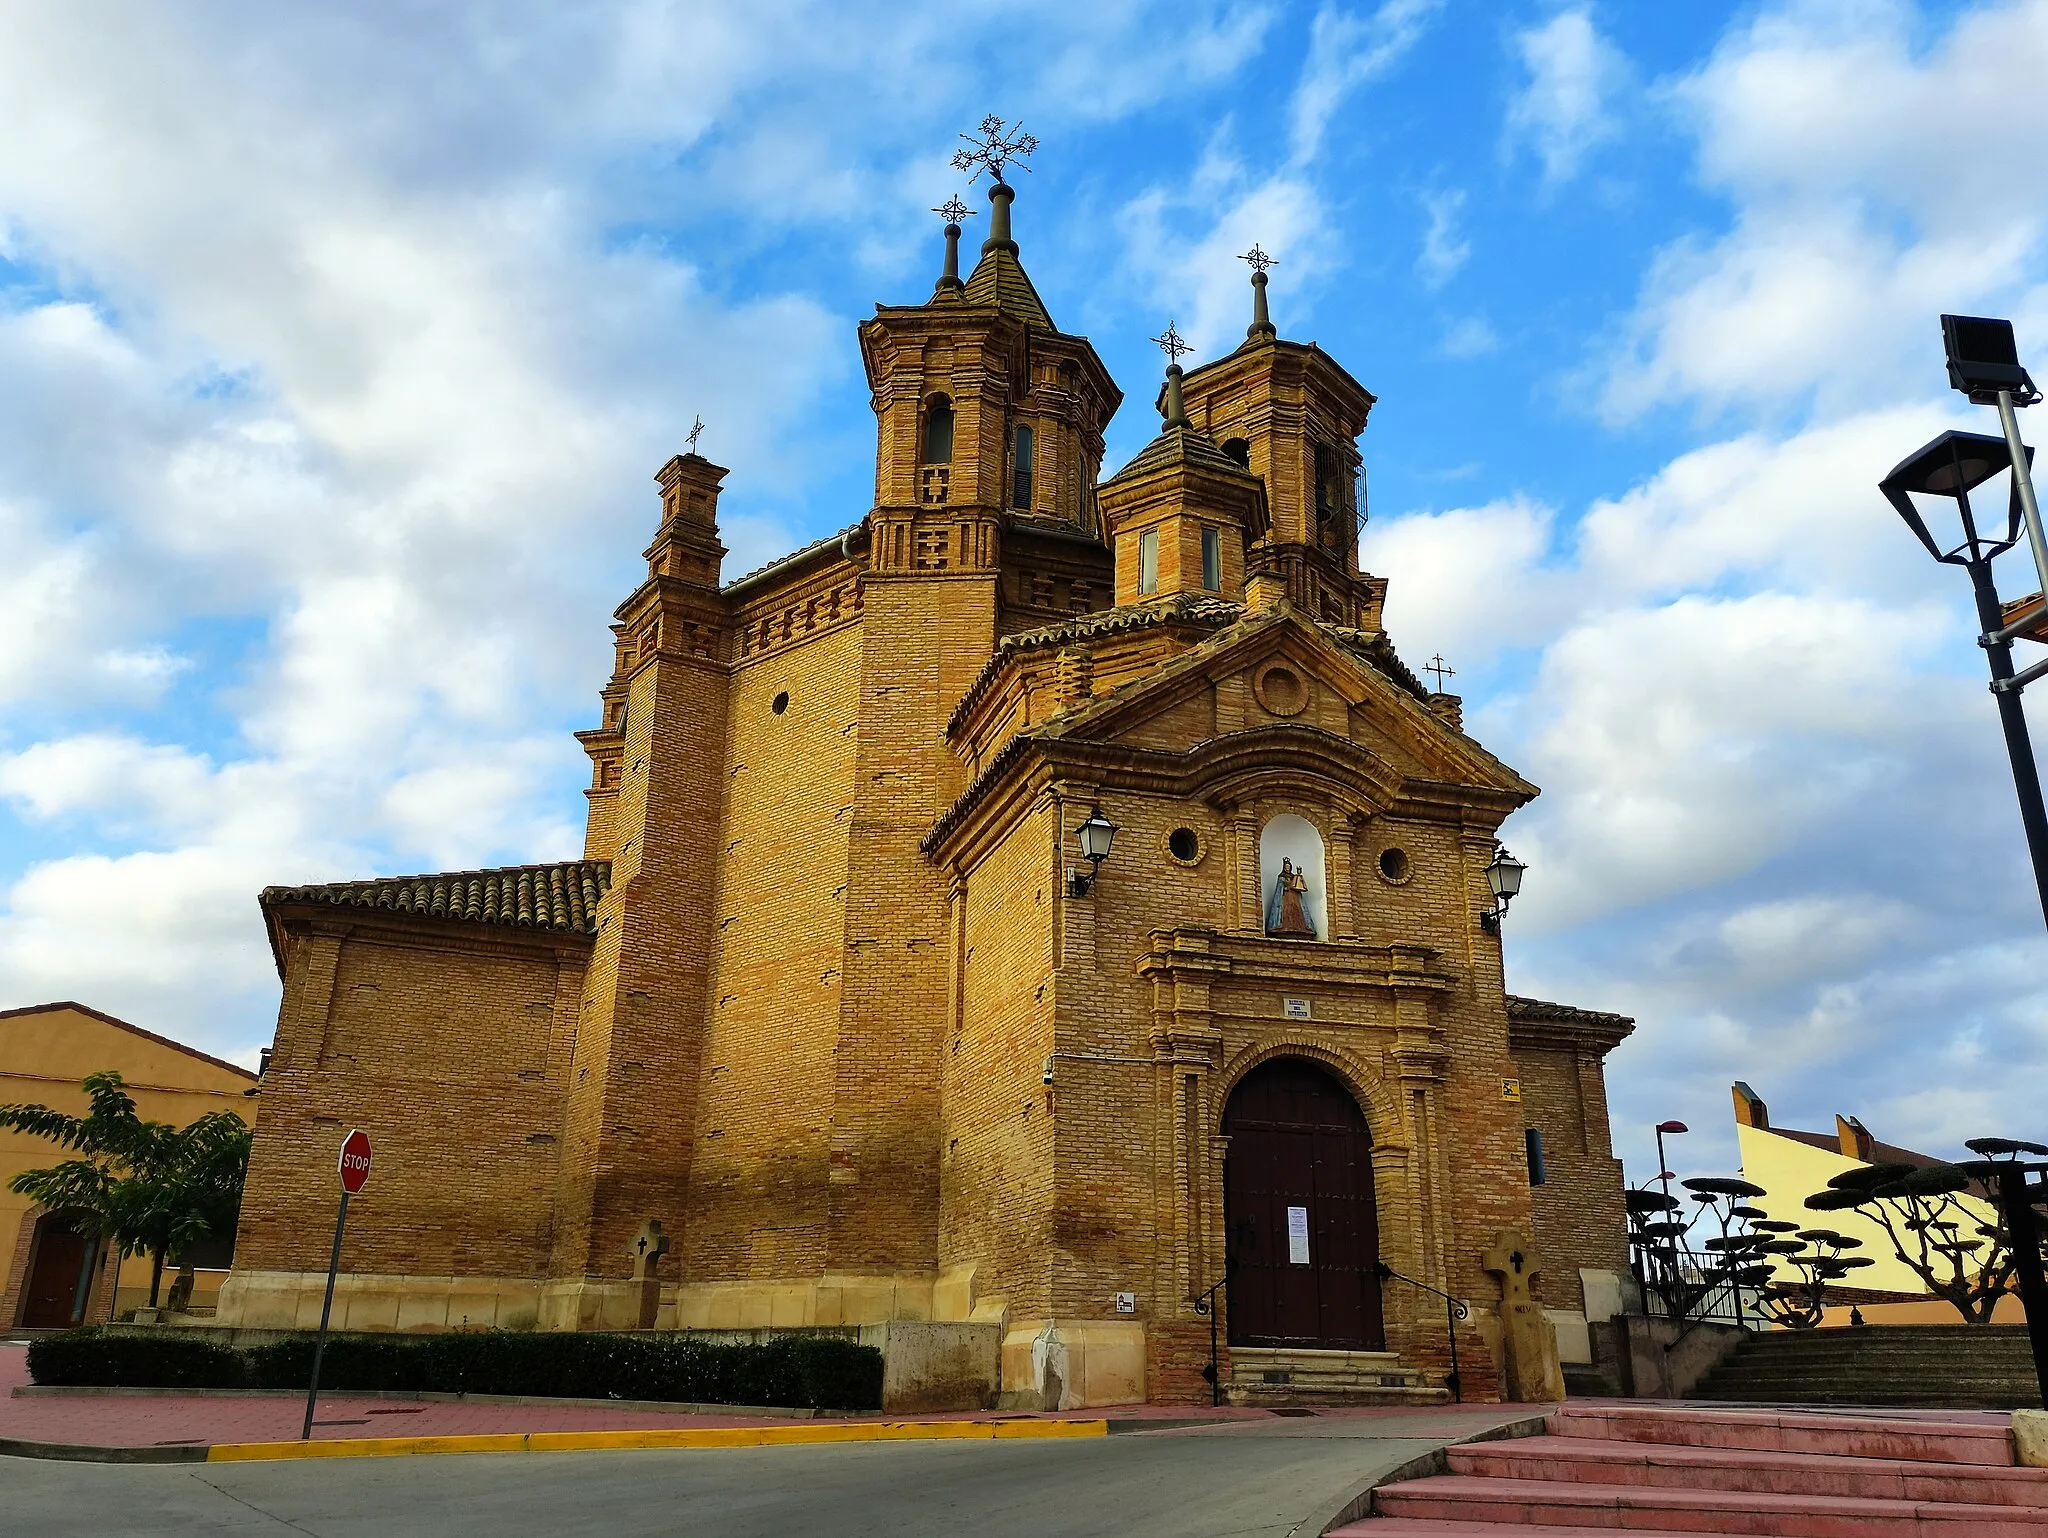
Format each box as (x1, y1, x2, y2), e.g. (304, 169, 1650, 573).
(28, 1328, 245, 1389)
(30, 1328, 883, 1410)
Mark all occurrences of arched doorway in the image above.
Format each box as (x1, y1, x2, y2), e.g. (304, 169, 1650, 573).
(20, 1211, 98, 1329)
(1223, 1057, 1384, 1349)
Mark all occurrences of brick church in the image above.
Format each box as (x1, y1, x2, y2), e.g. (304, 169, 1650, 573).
(221, 139, 1635, 1407)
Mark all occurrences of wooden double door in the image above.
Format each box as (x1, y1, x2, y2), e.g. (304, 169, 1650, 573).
(1223, 1058, 1385, 1350)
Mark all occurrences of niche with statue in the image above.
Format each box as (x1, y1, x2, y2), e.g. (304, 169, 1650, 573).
(1258, 813, 1328, 940)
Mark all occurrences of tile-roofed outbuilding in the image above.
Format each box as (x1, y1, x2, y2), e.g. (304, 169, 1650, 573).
(262, 860, 610, 936)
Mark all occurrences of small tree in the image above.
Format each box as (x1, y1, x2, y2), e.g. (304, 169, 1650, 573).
(0, 1071, 253, 1310)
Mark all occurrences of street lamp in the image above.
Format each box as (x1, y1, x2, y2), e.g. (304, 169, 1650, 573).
(1879, 425, 2048, 924)
(1066, 805, 1118, 897)
(1478, 847, 1525, 933)
(1655, 1120, 1688, 1211)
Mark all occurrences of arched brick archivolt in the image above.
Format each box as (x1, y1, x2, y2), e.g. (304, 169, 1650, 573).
(1214, 1038, 1404, 1147)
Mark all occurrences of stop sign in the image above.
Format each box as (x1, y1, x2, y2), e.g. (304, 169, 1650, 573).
(337, 1128, 372, 1195)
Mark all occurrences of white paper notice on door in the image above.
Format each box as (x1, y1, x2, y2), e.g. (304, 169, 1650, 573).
(1286, 1205, 1310, 1265)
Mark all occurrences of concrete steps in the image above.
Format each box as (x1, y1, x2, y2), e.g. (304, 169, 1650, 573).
(1333, 1402, 2041, 1536)
(1696, 1326, 2042, 1410)
(1224, 1346, 1448, 1407)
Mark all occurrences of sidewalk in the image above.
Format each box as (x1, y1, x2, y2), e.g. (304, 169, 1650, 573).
(0, 1344, 1525, 1457)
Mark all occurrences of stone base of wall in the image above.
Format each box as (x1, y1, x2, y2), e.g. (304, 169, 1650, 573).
(216, 1270, 546, 1332)
(217, 1267, 996, 1336)
(998, 1319, 1147, 1410)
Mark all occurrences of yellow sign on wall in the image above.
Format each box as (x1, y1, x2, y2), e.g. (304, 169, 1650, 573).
(1500, 1078, 1522, 1102)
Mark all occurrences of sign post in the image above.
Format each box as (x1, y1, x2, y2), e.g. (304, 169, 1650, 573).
(302, 1128, 371, 1440)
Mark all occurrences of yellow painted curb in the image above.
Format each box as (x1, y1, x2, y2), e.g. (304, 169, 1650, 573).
(206, 1418, 1109, 1462)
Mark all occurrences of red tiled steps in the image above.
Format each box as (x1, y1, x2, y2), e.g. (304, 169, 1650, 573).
(1364, 1475, 2046, 1533)
(1330, 1404, 2038, 1536)
(1553, 1404, 2017, 1465)
(1451, 1433, 2048, 1506)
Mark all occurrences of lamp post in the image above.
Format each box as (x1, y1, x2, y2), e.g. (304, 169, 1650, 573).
(1478, 847, 1526, 933)
(1879, 427, 2048, 925)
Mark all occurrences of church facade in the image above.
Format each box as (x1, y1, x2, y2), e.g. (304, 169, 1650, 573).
(220, 170, 1634, 1406)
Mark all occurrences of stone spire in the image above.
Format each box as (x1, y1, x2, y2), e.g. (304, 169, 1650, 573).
(1241, 244, 1278, 342)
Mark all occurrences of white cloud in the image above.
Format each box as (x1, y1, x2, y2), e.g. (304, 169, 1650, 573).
(1289, 0, 1443, 166)
(1505, 7, 1625, 185)
(1417, 187, 1470, 289)
(1607, 0, 2048, 419)
(1439, 316, 1499, 358)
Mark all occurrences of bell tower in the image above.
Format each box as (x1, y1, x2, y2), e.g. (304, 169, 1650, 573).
(1099, 332, 1267, 607)
(1173, 248, 1385, 629)
(830, 122, 1120, 1277)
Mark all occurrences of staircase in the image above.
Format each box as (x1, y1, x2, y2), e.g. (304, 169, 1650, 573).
(1696, 1326, 2043, 1410)
(1338, 1402, 2046, 1535)
(1225, 1346, 1448, 1407)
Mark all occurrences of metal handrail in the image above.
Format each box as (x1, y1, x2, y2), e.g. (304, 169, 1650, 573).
(1374, 1261, 1469, 1403)
(1190, 1268, 1231, 1407)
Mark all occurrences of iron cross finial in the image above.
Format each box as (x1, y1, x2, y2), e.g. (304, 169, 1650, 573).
(1426, 653, 1456, 691)
(934, 195, 973, 226)
(951, 115, 1038, 184)
(1152, 321, 1192, 366)
(685, 416, 705, 454)
(1240, 243, 1278, 275)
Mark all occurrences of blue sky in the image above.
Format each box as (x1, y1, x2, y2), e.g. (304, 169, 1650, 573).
(1, 0, 2044, 1197)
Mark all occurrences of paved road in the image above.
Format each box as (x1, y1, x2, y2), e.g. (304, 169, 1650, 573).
(0, 1410, 1527, 1538)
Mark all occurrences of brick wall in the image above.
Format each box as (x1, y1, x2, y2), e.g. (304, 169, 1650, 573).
(236, 921, 585, 1278)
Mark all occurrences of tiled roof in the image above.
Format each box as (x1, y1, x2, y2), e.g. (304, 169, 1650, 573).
(1506, 995, 1634, 1029)
(961, 248, 1054, 329)
(262, 861, 611, 935)
(1105, 423, 1258, 484)
(723, 524, 860, 593)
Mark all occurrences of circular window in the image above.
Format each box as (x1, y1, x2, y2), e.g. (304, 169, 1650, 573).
(1167, 827, 1201, 864)
(772, 691, 790, 715)
(1378, 847, 1411, 884)
(1253, 663, 1309, 717)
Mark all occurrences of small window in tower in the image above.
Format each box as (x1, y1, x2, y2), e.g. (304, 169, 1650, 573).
(1222, 437, 1250, 469)
(1139, 529, 1159, 595)
(1525, 1127, 1547, 1186)
(1012, 424, 1035, 510)
(1201, 526, 1221, 591)
(923, 397, 954, 465)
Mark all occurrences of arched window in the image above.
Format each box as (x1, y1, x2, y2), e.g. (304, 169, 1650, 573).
(1259, 813, 1328, 940)
(923, 397, 954, 465)
(1012, 424, 1035, 510)
(1222, 437, 1251, 469)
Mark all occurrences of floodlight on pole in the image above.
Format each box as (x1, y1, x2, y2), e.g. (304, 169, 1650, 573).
(1881, 404, 2048, 930)
(1943, 315, 2048, 602)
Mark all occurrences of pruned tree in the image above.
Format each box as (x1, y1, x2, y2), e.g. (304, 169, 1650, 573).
(1803, 1151, 2026, 1324)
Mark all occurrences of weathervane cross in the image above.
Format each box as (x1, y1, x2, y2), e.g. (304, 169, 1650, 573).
(1152, 321, 1192, 366)
(951, 115, 1038, 184)
(686, 416, 705, 454)
(1240, 243, 1278, 274)
(1426, 653, 1456, 691)
(934, 195, 973, 227)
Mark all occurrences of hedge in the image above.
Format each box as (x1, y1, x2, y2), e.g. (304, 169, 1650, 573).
(27, 1329, 884, 1412)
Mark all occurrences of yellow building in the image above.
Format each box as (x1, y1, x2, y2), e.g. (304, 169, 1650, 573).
(224, 170, 1636, 1406)
(1, 1001, 257, 1329)
(1731, 1082, 2018, 1326)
